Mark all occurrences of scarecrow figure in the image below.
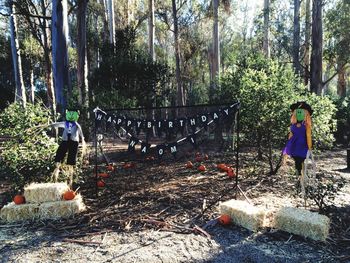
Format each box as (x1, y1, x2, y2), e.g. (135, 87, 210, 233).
(283, 101, 313, 176)
(51, 109, 85, 187)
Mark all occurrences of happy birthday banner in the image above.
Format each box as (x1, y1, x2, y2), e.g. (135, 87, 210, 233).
(93, 102, 240, 158)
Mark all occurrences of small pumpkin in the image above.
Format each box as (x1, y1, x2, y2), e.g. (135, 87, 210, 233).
(218, 214, 231, 225)
(13, 195, 25, 205)
(227, 168, 235, 178)
(186, 161, 194, 169)
(198, 165, 206, 172)
(63, 190, 76, 200)
(217, 163, 226, 171)
(97, 180, 106, 187)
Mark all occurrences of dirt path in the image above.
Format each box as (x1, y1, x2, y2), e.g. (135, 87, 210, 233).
(0, 148, 349, 263)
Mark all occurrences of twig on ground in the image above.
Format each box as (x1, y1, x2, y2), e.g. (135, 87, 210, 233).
(62, 238, 102, 245)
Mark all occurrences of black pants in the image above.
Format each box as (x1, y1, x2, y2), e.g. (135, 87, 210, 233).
(292, 156, 305, 175)
(55, 140, 79, 165)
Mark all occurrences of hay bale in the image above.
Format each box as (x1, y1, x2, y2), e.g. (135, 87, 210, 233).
(273, 207, 330, 241)
(0, 202, 40, 222)
(38, 194, 86, 219)
(24, 183, 69, 203)
(219, 199, 266, 231)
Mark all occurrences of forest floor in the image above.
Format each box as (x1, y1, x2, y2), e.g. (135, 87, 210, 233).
(0, 146, 350, 263)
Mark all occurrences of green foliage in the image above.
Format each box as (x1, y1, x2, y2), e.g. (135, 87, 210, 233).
(90, 27, 171, 108)
(0, 103, 58, 191)
(218, 53, 336, 173)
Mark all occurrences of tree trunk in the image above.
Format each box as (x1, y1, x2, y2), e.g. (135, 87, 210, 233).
(77, 0, 89, 110)
(304, 0, 311, 87)
(148, 0, 155, 61)
(102, 0, 109, 42)
(310, 0, 323, 94)
(30, 67, 35, 103)
(263, 0, 270, 58)
(293, 0, 300, 75)
(52, 0, 70, 112)
(39, 0, 56, 111)
(211, 0, 220, 91)
(171, 0, 185, 107)
(10, 3, 26, 107)
(337, 63, 346, 97)
(108, 0, 115, 45)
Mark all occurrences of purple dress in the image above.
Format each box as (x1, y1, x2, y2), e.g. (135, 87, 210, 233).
(283, 123, 308, 158)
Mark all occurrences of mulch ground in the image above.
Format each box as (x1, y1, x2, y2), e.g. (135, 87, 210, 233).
(1, 146, 350, 261)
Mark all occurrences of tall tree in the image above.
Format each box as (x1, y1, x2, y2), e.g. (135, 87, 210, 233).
(77, 0, 89, 109)
(148, 0, 155, 61)
(52, 0, 70, 111)
(9, 2, 26, 107)
(171, 0, 185, 107)
(304, 0, 311, 86)
(211, 0, 220, 87)
(263, 0, 270, 58)
(293, 0, 300, 75)
(310, 0, 322, 94)
(108, 0, 115, 44)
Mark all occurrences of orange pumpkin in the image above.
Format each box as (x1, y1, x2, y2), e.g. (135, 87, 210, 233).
(218, 214, 231, 225)
(97, 180, 106, 187)
(13, 195, 25, 205)
(186, 161, 194, 169)
(227, 168, 235, 178)
(63, 190, 76, 200)
(217, 163, 226, 171)
(198, 165, 206, 172)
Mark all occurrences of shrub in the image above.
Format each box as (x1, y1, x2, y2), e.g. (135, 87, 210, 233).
(218, 53, 337, 174)
(0, 103, 58, 191)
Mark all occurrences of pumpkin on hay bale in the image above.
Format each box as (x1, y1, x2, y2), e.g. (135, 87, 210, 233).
(13, 195, 25, 205)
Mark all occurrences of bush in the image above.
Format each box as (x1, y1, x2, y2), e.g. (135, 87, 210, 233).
(218, 53, 337, 174)
(333, 96, 350, 145)
(0, 103, 58, 191)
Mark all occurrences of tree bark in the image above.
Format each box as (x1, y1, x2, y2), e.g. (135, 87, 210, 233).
(263, 0, 270, 58)
(30, 67, 35, 103)
(171, 0, 185, 107)
(337, 63, 346, 97)
(108, 0, 115, 45)
(77, 0, 89, 109)
(148, 0, 155, 61)
(52, 0, 70, 112)
(310, 0, 323, 94)
(293, 0, 300, 75)
(211, 0, 220, 89)
(304, 0, 311, 86)
(10, 3, 26, 107)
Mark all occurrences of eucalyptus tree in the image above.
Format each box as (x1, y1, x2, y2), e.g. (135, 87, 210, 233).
(9, 1, 26, 107)
(310, 0, 323, 94)
(52, 0, 70, 111)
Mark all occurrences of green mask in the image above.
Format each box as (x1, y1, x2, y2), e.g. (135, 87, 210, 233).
(296, 109, 305, 122)
(66, 110, 79, 122)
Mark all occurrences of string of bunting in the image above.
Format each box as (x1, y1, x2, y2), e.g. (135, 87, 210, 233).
(93, 102, 240, 159)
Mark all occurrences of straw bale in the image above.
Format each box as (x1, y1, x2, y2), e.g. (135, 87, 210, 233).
(273, 207, 330, 241)
(38, 194, 86, 219)
(0, 202, 40, 222)
(24, 182, 69, 203)
(219, 199, 266, 231)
